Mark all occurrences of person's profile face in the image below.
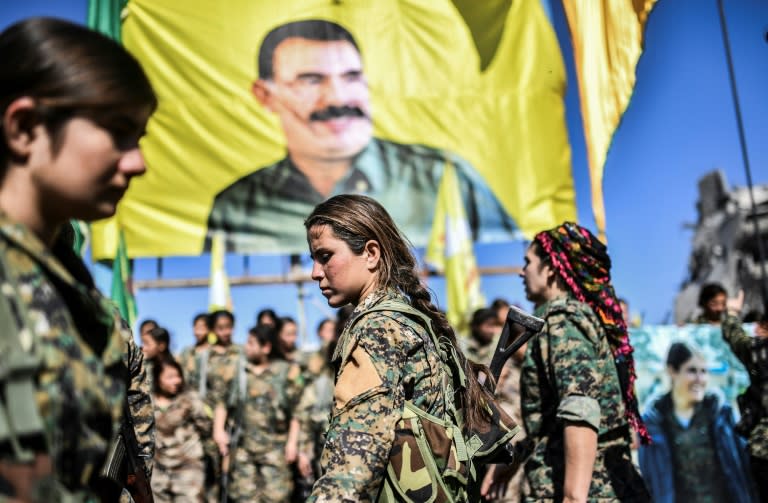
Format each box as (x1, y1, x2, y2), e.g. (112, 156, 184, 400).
(308, 224, 377, 308)
(521, 245, 553, 305)
(141, 334, 160, 360)
(256, 38, 372, 163)
(25, 105, 149, 224)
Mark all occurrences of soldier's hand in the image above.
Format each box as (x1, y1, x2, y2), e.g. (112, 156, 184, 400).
(214, 429, 230, 457)
(726, 289, 745, 316)
(297, 452, 313, 479)
(480, 463, 514, 500)
(285, 441, 298, 463)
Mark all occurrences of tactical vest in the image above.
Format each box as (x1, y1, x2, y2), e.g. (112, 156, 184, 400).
(344, 300, 520, 503)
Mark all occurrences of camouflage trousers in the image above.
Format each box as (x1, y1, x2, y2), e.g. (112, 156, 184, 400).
(229, 447, 292, 503)
(152, 461, 205, 503)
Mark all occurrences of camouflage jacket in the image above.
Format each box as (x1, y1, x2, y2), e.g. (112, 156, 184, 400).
(722, 314, 768, 460)
(520, 296, 644, 501)
(122, 330, 155, 475)
(295, 366, 334, 462)
(461, 335, 494, 366)
(0, 215, 127, 500)
(307, 289, 446, 503)
(177, 344, 210, 397)
(153, 390, 210, 470)
(206, 343, 242, 409)
(227, 359, 303, 456)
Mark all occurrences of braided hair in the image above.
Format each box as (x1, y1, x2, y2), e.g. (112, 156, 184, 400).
(305, 194, 491, 431)
(534, 222, 650, 443)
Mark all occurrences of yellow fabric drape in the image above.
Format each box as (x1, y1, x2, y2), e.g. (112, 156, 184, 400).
(91, 0, 575, 258)
(426, 162, 485, 337)
(563, 0, 657, 241)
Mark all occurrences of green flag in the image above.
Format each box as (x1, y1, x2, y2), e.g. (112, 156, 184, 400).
(89, 0, 136, 326)
(111, 231, 137, 327)
(87, 0, 127, 41)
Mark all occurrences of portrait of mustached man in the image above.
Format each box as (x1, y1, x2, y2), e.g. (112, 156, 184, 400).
(206, 19, 515, 253)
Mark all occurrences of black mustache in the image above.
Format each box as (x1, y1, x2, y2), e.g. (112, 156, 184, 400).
(309, 105, 368, 122)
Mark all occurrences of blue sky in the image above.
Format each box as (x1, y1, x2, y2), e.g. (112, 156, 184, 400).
(2, 1, 766, 350)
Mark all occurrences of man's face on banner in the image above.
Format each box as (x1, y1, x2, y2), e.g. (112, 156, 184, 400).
(254, 38, 373, 162)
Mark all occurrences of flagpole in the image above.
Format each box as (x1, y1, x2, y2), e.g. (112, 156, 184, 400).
(716, 0, 768, 312)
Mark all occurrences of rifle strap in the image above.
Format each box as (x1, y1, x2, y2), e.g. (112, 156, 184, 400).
(198, 347, 210, 397)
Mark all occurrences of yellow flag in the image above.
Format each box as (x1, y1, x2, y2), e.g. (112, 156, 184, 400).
(208, 231, 232, 312)
(90, 0, 575, 259)
(563, 0, 657, 240)
(426, 163, 485, 337)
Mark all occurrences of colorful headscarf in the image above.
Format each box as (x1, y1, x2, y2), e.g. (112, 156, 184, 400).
(534, 222, 650, 444)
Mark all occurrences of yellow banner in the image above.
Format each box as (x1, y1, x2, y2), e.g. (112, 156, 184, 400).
(92, 0, 575, 259)
(563, 0, 657, 241)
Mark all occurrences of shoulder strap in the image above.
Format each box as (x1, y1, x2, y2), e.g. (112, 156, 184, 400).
(359, 300, 468, 387)
(197, 347, 209, 396)
(237, 349, 247, 405)
(0, 247, 47, 462)
(353, 299, 469, 431)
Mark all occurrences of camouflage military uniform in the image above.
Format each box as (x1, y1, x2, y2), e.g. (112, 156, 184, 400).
(0, 215, 127, 500)
(227, 359, 303, 502)
(295, 361, 335, 479)
(177, 344, 211, 397)
(492, 357, 527, 503)
(520, 296, 648, 502)
(722, 314, 768, 460)
(204, 344, 241, 502)
(122, 329, 156, 475)
(152, 390, 211, 502)
(307, 289, 447, 502)
(462, 335, 494, 366)
(206, 138, 516, 253)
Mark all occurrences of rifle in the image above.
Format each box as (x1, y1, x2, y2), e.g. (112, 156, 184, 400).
(121, 403, 155, 503)
(101, 403, 154, 503)
(221, 354, 247, 503)
(467, 305, 544, 468)
(488, 305, 544, 391)
(220, 416, 243, 503)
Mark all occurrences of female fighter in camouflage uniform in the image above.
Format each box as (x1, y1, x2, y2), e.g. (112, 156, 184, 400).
(0, 17, 155, 501)
(519, 222, 650, 502)
(304, 194, 494, 502)
(151, 357, 211, 502)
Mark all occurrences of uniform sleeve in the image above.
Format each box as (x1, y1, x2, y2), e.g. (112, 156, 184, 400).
(722, 314, 752, 363)
(548, 317, 602, 431)
(123, 333, 156, 476)
(295, 381, 316, 454)
(190, 393, 213, 437)
(285, 363, 306, 413)
(308, 316, 409, 503)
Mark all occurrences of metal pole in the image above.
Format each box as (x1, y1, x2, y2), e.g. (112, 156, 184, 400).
(717, 0, 768, 312)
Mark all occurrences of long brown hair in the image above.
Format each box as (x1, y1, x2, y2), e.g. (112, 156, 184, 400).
(305, 194, 491, 430)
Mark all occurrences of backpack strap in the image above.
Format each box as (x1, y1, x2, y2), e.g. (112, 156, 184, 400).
(0, 250, 47, 463)
(350, 299, 471, 463)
